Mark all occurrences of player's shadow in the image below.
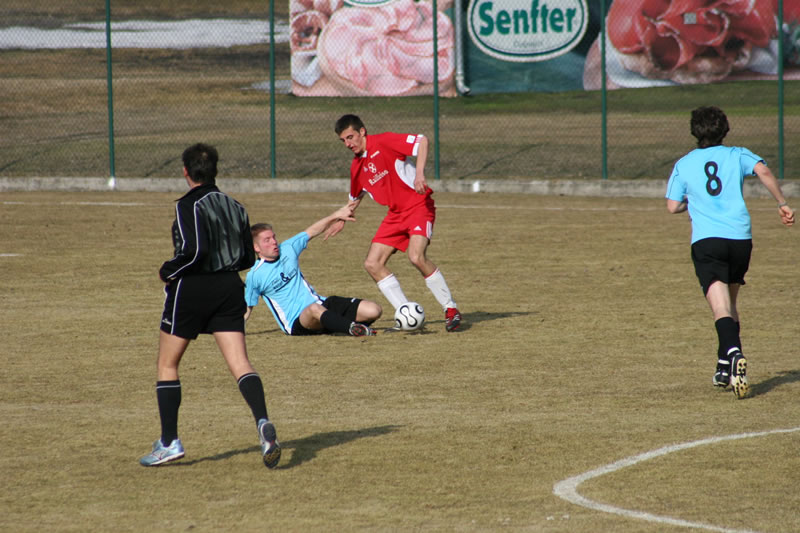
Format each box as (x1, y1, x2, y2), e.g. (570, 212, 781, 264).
(247, 327, 283, 336)
(173, 424, 400, 468)
(430, 310, 536, 332)
(749, 370, 800, 398)
(248, 311, 537, 336)
(276, 425, 400, 469)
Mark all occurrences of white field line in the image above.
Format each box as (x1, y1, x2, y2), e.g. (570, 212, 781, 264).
(4, 200, 654, 213)
(4, 200, 639, 210)
(2, 201, 154, 207)
(553, 426, 800, 533)
(1, 200, 786, 215)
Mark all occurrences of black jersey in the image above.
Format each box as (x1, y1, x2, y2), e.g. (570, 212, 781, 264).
(159, 184, 255, 281)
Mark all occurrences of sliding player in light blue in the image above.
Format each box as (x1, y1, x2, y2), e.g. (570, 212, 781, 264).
(245, 204, 382, 337)
(666, 106, 794, 399)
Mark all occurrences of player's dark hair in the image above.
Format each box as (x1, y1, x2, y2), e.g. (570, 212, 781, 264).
(251, 223, 273, 238)
(690, 106, 729, 148)
(335, 114, 366, 135)
(182, 143, 218, 184)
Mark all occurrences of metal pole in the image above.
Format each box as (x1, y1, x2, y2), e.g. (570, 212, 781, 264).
(105, 0, 117, 188)
(269, 0, 277, 178)
(453, 0, 470, 95)
(778, 0, 784, 179)
(433, 0, 440, 180)
(600, 0, 608, 180)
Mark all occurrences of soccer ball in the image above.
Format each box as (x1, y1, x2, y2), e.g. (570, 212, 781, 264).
(394, 302, 425, 331)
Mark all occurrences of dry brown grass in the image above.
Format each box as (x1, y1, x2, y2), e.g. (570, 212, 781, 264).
(2, 190, 799, 532)
(1, 0, 276, 25)
(2, 2, 800, 180)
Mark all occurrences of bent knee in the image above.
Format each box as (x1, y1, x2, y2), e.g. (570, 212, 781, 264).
(360, 301, 383, 321)
(364, 258, 385, 277)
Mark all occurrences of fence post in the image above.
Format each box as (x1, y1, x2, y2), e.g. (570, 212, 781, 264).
(105, 0, 117, 188)
(269, 0, 277, 179)
(778, 0, 784, 179)
(433, 0, 440, 180)
(600, 0, 608, 180)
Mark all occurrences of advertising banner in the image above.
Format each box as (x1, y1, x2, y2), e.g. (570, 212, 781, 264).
(582, 0, 800, 89)
(289, 0, 457, 96)
(464, 0, 594, 92)
(466, 0, 800, 92)
(290, 0, 800, 95)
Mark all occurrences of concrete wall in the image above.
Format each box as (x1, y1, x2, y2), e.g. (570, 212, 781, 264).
(1, 177, 798, 198)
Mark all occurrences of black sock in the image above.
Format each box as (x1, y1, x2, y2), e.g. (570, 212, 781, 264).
(156, 380, 181, 445)
(320, 310, 353, 334)
(715, 317, 740, 360)
(238, 373, 269, 423)
(735, 320, 742, 351)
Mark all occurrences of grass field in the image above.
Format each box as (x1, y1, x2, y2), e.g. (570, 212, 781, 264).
(2, 190, 799, 532)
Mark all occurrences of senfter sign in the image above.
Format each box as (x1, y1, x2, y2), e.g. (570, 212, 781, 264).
(468, 0, 589, 62)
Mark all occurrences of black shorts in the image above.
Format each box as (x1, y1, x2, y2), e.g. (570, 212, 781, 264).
(290, 295, 362, 336)
(691, 237, 752, 296)
(161, 272, 246, 339)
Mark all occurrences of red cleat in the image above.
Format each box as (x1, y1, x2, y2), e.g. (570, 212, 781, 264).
(445, 308, 462, 332)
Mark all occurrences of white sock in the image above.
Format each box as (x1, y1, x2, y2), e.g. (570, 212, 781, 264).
(425, 269, 456, 311)
(376, 274, 409, 310)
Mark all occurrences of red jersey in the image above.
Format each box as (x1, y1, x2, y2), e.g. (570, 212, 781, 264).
(349, 132, 433, 213)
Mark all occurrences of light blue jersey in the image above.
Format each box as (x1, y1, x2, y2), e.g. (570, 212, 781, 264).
(666, 145, 762, 243)
(244, 232, 324, 334)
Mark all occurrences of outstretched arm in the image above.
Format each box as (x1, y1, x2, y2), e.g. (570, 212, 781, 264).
(306, 202, 357, 240)
(754, 162, 795, 226)
(323, 197, 361, 240)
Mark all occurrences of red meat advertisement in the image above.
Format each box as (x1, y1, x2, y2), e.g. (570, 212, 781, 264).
(290, 0, 457, 96)
(583, 0, 800, 89)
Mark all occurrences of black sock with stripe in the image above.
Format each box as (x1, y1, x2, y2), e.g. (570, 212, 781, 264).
(156, 380, 181, 445)
(237, 373, 269, 423)
(715, 317, 740, 360)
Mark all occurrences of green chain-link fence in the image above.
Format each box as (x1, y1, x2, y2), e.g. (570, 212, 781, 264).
(1, 0, 797, 181)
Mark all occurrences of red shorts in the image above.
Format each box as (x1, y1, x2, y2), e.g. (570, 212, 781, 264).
(373, 199, 436, 252)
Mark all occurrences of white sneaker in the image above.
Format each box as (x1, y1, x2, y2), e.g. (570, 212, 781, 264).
(139, 438, 184, 466)
(258, 419, 281, 469)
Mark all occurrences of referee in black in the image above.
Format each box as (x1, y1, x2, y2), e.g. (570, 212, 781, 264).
(140, 143, 281, 469)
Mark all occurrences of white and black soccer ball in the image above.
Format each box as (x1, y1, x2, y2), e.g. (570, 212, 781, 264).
(394, 302, 425, 331)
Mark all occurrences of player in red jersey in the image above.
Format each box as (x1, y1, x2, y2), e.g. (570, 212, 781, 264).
(330, 114, 462, 332)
